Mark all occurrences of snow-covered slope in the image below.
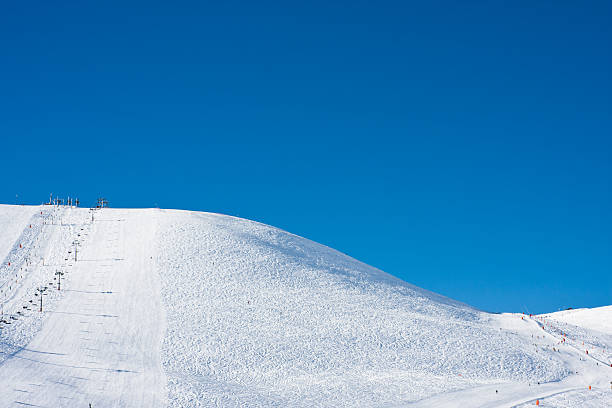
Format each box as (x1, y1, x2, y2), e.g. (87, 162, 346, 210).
(541, 306, 612, 335)
(0, 205, 610, 407)
(0, 205, 37, 265)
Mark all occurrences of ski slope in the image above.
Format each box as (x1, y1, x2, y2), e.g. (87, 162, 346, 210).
(0, 205, 38, 265)
(540, 306, 612, 336)
(0, 204, 610, 407)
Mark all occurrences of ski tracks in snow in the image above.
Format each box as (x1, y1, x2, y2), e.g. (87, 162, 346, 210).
(1, 205, 611, 407)
(0, 208, 166, 407)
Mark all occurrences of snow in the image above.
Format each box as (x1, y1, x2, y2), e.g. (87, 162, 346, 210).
(540, 306, 612, 335)
(515, 388, 612, 408)
(0, 205, 37, 266)
(1, 204, 611, 407)
(0, 206, 166, 407)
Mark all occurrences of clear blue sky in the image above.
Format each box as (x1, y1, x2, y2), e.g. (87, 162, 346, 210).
(1, 1, 610, 313)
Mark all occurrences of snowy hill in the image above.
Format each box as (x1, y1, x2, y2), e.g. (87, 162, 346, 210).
(0, 205, 610, 407)
(541, 306, 612, 336)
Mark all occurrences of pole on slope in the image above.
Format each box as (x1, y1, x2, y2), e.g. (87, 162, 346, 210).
(55, 270, 64, 290)
(72, 240, 80, 261)
(35, 287, 47, 312)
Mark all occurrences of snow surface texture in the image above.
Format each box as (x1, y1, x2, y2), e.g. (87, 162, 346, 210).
(0, 205, 610, 407)
(0, 205, 37, 266)
(541, 306, 612, 337)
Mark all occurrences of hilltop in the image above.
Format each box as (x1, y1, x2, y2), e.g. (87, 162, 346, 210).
(0, 204, 610, 407)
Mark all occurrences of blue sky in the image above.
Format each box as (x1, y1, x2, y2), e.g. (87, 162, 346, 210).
(1, 1, 610, 313)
